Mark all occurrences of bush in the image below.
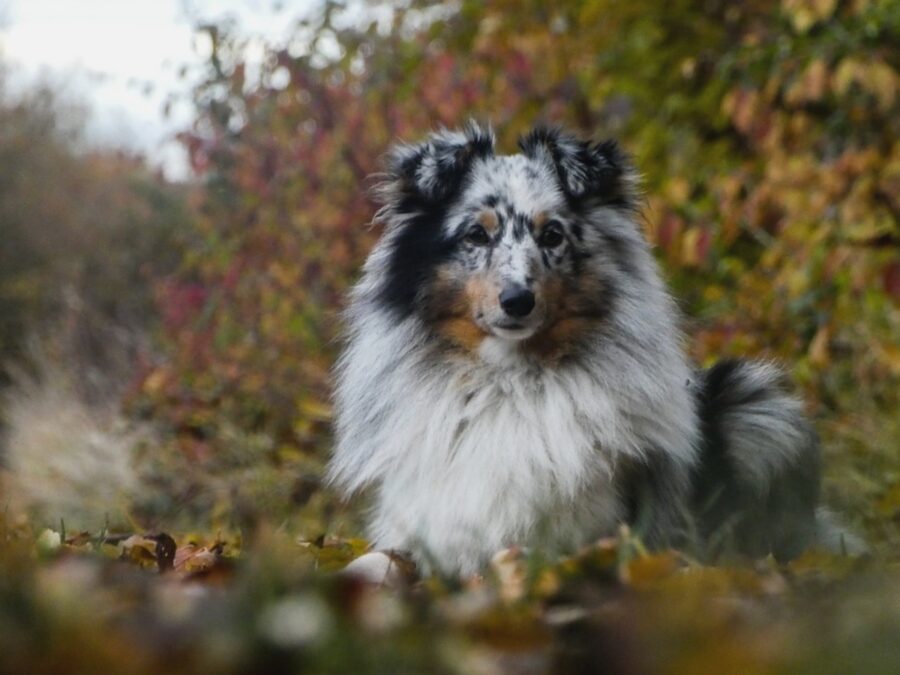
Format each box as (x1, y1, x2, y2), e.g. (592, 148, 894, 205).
(139, 0, 898, 532)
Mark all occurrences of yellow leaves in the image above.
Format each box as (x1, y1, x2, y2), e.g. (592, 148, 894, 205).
(785, 58, 830, 107)
(839, 167, 897, 243)
(141, 367, 174, 399)
(787, 549, 862, 580)
(833, 57, 898, 112)
(842, 214, 896, 245)
(877, 344, 900, 376)
(268, 260, 300, 288)
(876, 483, 900, 518)
(722, 87, 764, 136)
(782, 0, 838, 33)
(532, 566, 562, 597)
(802, 58, 829, 101)
(173, 543, 220, 575)
(9, 519, 891, 675)
(664, 177, 691, 206)
(476, 13, 503, 41)
(120, 534, 162, 569)
(681, 227, 712, 267)
(541, 535, 686, 593)
(31, 528, 236, 581)
(659, 564, 787, 598)
(293, 397, 332, 444)
(461, 606, 552, 657)
(297, 535, 370, 572)
(680, 56, 697, 80)
(625, 550, 680, 589)
(808, 324, 832, 367)
(879, 148, 900, 214)
(646, 201, 712, 268)
(297, 398, 332, 422)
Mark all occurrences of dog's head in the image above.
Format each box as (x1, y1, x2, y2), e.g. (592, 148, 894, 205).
(371, 121, 641, 358)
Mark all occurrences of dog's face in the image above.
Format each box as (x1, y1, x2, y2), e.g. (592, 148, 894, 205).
(374, 123, 637, 358)
(431, 155, 581, 342)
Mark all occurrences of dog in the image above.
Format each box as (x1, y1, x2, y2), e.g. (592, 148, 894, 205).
(328, 121, 845, 577)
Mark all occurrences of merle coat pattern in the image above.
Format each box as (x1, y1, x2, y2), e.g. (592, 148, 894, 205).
(329, 121, 837, 576)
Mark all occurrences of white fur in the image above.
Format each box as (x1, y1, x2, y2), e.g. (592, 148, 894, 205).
(330, 214, 698, 576)
(329, 124, 838, 575)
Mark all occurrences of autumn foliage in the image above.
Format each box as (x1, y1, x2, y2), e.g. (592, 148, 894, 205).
(132, 0, 899, 532)
(2, 2, 900, 673)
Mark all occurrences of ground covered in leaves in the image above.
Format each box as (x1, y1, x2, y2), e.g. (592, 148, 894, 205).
(4, 513, 900, 675)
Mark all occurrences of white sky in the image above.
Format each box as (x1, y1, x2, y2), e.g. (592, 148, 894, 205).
(0, 0, 317, 180)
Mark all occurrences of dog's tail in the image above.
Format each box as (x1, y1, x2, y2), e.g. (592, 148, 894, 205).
(691, 359, 861, 560)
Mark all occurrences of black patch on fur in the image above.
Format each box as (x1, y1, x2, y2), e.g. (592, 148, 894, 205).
(620, 450, 691, 549)
(540, 249, 551, 269)
(512, 213, 529, 241)
(381, 207, 457, 319)
(570, 221, 584, 242)
(583, 268, 620, 325)
(598, 230, 642, 279)
(692, 359, 821, 561)
(390, 121, 494, 205)
(375, 122, 496, 318)
(518, 126, 634, 210)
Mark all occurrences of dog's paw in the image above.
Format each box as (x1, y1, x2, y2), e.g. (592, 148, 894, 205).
(340, 550, 417, 587)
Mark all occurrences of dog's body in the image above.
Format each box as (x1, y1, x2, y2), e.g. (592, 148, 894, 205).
(329, 123, 830, 576)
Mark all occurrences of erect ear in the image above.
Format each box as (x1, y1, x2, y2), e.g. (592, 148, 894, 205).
(378, 120, 495, 210)
(518, 126, 636, 209)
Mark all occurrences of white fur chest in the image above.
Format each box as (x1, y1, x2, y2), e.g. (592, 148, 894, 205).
(363, 338, 648, 575)
(331, 313, 698, 577)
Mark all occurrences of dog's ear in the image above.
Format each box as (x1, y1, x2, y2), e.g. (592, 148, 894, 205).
(377, 120, 495, 211)
(518, 126, 637, 209)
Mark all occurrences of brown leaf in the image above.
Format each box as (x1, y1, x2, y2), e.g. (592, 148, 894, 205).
(173, 543, 219, 575)
(625, 551, 680, 589)
(120, 535, 159, 569)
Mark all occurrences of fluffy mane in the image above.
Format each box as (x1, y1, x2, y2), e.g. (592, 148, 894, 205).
(329, 122, 833, 576)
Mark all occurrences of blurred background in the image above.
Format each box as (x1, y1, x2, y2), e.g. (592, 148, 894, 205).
(1, 2, 899, 673)
(1, 0, 898, 547)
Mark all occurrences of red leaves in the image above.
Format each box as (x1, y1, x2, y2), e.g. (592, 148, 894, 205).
(100, 532, 233, 579)
(129, 1, 900, 537)
(884, 261, 900, 302)
(157, 280, 209, 333)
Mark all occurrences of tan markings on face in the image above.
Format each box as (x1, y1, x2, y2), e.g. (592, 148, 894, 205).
(464, 274, 501, 319)
(477, 210, 499, 235)
(532, 210, 549, 234)
(522, 318, 594, 362)
(427, 266, 496, 353)
(521, 274, 605, 362)
(437, 318, 488, 352)
(422, 266, 467, 320)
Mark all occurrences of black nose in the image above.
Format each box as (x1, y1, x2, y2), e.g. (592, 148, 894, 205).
(499, 286, 535, 318)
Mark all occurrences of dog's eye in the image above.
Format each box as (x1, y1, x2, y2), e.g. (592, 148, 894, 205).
(539, 221, 564, 248)
(465, 224, 491, 246)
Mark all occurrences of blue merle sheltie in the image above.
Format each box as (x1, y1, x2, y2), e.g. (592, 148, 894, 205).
(328, 121, 851, 577)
